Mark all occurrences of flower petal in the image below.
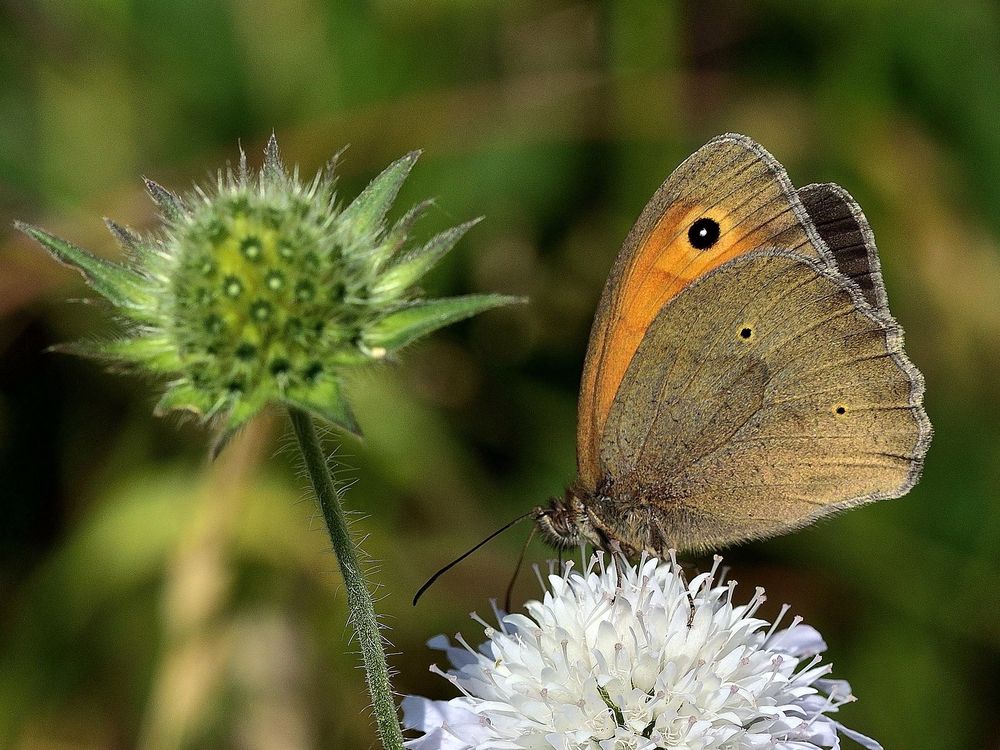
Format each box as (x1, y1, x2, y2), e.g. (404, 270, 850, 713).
(401, 696, 498, 750)
(768, 624, 828, 657)
(836, 722, 884, 750)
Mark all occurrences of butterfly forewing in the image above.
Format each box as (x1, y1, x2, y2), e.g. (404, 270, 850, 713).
(577, 134, 838, 489)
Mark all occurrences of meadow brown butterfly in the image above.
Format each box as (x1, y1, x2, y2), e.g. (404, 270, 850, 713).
(535, 133, 932, 555)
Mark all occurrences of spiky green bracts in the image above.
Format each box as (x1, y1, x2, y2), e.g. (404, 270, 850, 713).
(18, 136, 517, 444)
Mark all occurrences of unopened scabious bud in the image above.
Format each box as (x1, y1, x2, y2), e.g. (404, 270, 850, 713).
(18, 136, 517, 444)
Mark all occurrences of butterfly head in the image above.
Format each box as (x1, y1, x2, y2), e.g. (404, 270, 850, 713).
(534, 490, 601, 550)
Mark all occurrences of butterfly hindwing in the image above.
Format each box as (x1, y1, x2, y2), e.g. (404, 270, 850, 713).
(594, 251, 930, 554)
(799, 182, 889, 316)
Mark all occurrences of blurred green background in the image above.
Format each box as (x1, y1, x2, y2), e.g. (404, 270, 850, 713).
(2, 2, 998, 748)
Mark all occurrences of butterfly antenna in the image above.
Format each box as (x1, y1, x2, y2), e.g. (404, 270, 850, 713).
(503, 524, 537, 613)
(413, 510, 535, 606)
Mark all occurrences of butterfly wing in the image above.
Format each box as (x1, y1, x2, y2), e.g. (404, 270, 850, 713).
(577, 134, 839, 489)
(594, 250, 931, 554)
(799, 182, 889, 315)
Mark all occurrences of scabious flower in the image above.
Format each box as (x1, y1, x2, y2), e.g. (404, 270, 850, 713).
(404, 554, 882, 750)
(18, 136, 515, 446)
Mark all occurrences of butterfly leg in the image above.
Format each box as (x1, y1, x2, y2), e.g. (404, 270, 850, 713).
(664, 550, 696, 628)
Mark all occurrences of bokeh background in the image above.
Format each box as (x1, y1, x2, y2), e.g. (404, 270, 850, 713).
(2, 2, 999, 748)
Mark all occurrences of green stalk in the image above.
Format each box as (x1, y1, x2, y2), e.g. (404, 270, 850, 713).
(288, 408, 404, 750)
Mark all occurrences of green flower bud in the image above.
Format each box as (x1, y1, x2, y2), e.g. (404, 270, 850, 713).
(18, 136, 520, 446)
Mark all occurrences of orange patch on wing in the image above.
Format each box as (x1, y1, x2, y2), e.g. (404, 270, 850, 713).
(577, 203, 776, 485)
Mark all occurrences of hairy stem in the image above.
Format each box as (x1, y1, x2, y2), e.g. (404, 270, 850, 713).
(288, 408, 404, 750)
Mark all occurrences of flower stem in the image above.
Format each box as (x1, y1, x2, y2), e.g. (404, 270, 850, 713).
(288, 408, 404, 750)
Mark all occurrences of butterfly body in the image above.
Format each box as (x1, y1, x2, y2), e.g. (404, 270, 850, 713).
(534, 134, 931, 557)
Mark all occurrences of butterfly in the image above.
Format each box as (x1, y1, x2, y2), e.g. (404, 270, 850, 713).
(533, 133, 932, 556)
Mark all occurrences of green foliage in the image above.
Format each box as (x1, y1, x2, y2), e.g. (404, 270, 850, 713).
(2, 2, 999, 749)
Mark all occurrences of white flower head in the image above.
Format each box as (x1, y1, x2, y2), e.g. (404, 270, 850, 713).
(404, 553, 882, 750)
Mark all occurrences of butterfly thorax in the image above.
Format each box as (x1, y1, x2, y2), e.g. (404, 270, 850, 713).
(537, 485, 689, 558)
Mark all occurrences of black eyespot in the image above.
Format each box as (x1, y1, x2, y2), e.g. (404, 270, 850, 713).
(740, 327, 753, 339)
(688, 217, 720, 250)
(835, 405, 847, 415)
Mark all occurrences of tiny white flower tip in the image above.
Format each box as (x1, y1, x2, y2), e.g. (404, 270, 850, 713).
(404, 554, 878, 750)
